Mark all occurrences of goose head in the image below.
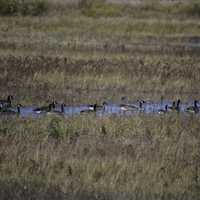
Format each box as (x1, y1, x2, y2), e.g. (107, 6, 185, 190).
(102, 101, 108, 106)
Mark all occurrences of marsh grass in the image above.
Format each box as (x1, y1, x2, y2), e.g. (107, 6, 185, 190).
(0, 115, 200, 199)
(0, 54, 200, 104)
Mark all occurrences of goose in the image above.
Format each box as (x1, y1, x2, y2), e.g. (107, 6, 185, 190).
(88, 104, 97, 111)
(81, 104, 97, 113)
(81, 102, 107, 113)
(120, 96, 136, 111)
(61, 103, 65, 113)
(176, 99, 181, 112)
(186, 100, 199, 114)
(167, 99, 181, 112)
(120, 100, 145, 112)
(33, 101, 57, 114)
(0, 95, 13, 109)
(0, 104, 21, 115)
(138, 100, 146, 109)
(120, 103, 138, 111)
(158, 105, 168, 114)
(50, 103, 65, 115)
(168, 101, 176, 111)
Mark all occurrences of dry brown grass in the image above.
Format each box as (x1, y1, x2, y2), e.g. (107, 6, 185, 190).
(0, 115, 200, 199)
(0, 54, 200, 105)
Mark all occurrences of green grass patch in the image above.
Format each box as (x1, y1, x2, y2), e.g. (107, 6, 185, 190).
(79, 0, 124, 17)
(78, 0, 200, 19)
(178, 2, 200, 17)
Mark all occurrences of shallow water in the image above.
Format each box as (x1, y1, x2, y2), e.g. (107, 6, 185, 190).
(0, 101, 199, 118)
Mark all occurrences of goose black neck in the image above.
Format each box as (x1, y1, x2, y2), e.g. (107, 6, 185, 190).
(49, 104, 52, 111)
(17, 105, 20, 114)
(52, 102, 56, 109)
(176, 99, 181, 111)
(7, 96, 12, 105)
(93, 104, 97, 111)
(194, 100, 198, 108)
(61, 104, 65, 113)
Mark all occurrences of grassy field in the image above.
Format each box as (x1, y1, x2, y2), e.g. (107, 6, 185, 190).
(1, 0, 200, 104)
(1, 115, 200, 199)
(0, 0, 200, 199)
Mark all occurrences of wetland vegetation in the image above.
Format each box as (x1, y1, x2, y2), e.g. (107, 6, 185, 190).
(0, 0, 200, 199)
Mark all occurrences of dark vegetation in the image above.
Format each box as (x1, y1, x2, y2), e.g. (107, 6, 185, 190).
(0, 0, 48, 16)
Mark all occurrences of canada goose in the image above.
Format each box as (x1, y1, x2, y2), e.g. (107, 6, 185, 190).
(33, 101, 57, 114)
(0, 104, 21, 115)
(0, 95, 13, 108)
(168, 99, 181, 112)
(17, 104, 21, 114)
(80, 105, 96, 113)
(91, 102, 108, 111)
(88, 104, 96, 111)
(168, 101, 176, 111)
(186, 100, 199, 113)
(176, 99, 181, 112)
(120, 104, 138, 111)
(61, 103, 65, 113)
(138, 100, 146, 109)
(158, 105, 168, 114)
(51, 103, 65, 115)
(120, 100, 145, 112)
(81, 102, 107, 113)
